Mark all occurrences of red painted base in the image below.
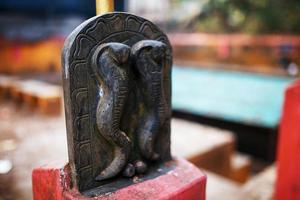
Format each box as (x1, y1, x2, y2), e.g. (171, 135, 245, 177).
(32, 158, 206, 200)
(276, 80, 300, 200)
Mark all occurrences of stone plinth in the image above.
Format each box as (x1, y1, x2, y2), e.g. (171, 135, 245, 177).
(32, 158, 206, 200)
(276, 80, 300, 200)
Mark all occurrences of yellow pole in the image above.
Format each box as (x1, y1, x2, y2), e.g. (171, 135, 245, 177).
(96, 0, 114, 15)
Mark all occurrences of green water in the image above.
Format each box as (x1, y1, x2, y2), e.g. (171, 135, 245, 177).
(172, 66, 295, 128)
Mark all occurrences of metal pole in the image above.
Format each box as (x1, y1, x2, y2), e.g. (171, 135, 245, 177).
(96, 0, 114, 15)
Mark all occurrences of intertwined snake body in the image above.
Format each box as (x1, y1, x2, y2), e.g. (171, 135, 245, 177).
(92, 43, 131, 181)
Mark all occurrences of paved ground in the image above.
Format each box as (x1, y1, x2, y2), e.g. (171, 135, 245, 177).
(0, 102, 67, 199)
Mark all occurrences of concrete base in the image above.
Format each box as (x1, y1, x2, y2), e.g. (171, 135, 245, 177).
(276, 80, 300, 200)
(32, 158, 206, 200)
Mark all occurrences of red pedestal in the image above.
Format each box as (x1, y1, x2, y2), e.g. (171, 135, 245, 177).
(32, 158, 206, 200)
(276, 80, 300, 200)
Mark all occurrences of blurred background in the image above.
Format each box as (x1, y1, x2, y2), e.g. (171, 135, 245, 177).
(0, 0, 299, 199)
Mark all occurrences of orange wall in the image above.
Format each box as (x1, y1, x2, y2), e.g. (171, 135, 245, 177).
(0, 37, 64, 74)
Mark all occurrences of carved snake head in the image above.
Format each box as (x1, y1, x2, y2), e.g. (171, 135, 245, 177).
(131, 40, 167, 76)
(91, 43, 131, 85)
(150, 44, 166, 63)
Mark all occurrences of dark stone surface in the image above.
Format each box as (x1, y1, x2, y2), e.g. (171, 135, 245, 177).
(62, 12, 172, 192)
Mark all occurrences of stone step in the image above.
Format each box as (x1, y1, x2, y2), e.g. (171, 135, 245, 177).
(0, 76, 62, 115)
(16, 80, 62, 115)
(172, 119, 252, 183)
(171, 118, 235, 177)
(229, 153, 252, 183)
(0, 75, 16, 100)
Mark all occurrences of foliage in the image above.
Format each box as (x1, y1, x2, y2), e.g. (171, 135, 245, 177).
(182, 0, 300, 34)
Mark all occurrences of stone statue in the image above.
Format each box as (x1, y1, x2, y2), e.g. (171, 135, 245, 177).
(62, 12, 172, 194)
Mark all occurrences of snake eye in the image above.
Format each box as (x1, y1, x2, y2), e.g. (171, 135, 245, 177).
(151, 46, 165, 62)
(120, 48, 130, 64)
(114, 46, 130, 65)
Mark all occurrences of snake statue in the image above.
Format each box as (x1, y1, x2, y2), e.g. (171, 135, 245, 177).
(132, 40, 169, 161)
(91, 43, 132, 181)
